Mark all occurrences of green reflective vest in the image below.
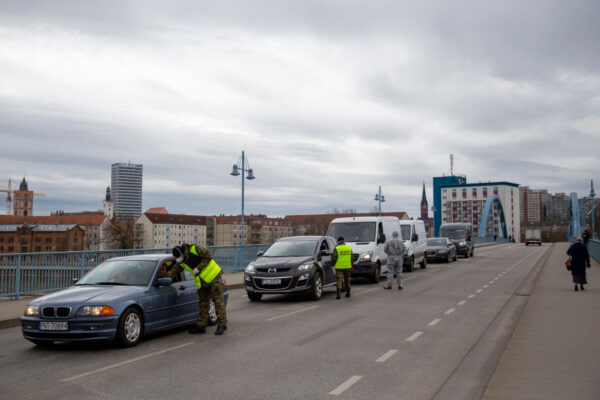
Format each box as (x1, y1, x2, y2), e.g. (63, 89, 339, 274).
(180, 245, 222, 289)
(334, 244, 352, 269)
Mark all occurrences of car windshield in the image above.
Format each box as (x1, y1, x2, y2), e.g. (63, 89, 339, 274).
(263, 240, 318, 257)
(400, 225, 411, 241)
(428, 238, 447, 246)
(77, 260, 156, 286)
(440, 228, 466, 239)
(327, 222, 376, 242)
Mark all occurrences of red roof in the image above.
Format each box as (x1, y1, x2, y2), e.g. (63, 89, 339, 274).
(144, 207, 168, 214)
(0, 215, 107, 226)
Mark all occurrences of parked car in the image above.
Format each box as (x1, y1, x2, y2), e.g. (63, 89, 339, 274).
(399, 219, 428, 272)
(21, 254, 228, 347)
(326, 216, 402, 282)
(426, 237, 457, 263)
(439, 223, 474, 258)
(244, 236, 337, 301)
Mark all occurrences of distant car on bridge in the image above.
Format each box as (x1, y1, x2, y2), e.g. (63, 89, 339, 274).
(426, 237, 458, 263)
(20, 254, 228, 347)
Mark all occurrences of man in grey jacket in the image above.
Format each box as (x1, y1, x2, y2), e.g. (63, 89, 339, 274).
(384, 231, 406, 290)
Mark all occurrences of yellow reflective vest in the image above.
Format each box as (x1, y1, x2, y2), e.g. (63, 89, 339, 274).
(334, 244, 353, 269)
(180, 245, 222, 289)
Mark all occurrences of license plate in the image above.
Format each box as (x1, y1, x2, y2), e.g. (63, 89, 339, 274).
(39, 321, 68, 331)
(262, 278, 281, 285)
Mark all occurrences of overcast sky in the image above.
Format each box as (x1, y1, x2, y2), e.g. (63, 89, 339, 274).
(1, 1, 599, 219)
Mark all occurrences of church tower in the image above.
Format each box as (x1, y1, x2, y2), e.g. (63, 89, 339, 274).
(13, 177, 34, 217)
(420, 182, 428, 219)
(103, 186, 114, 219)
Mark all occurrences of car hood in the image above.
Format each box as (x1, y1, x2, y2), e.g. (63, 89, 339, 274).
(29, 285, 145, 306)
(428, 245, 449, 251)
(254, 256, 314, 269)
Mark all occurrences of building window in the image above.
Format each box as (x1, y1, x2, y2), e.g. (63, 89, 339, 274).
(472, 188, 477, 198)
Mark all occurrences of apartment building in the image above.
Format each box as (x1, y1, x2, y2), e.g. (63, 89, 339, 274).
(134, 213, 207, 249)
(0, 224, 84, 253)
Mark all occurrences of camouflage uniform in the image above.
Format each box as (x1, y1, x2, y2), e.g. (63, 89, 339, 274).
(170, 245, 227, 327)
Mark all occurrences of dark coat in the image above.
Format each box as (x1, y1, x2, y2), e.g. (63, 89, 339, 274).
(567, 242, 590, 276)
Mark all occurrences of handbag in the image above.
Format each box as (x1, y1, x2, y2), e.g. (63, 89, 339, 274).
(565, 258, 572, 271)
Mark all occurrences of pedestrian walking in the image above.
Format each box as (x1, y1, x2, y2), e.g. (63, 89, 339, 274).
(384, 231, 406, 290)
(332, 236, 353, 299)
(582, 228, 591, 248)
(567, 238, 591, 291)
(172, 243, 228, 334)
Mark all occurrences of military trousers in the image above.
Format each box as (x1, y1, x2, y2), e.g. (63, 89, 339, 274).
(335, 269, 351, 290)
(197, 274, 227, 327)
(386, 257, 403, 287)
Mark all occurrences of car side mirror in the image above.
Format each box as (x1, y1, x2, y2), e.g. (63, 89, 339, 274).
(320, 249, 332, 256)
(257, 251, 264, 257)
(72, 277, 79, 284)
(157, 278, 172, 287)
(412, 234, 418, 242)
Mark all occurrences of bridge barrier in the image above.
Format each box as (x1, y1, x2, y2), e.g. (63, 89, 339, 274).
(0, 244, 269, 299)
(588, 239, 600, 262)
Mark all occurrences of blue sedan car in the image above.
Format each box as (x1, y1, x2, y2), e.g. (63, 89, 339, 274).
(21, 254, 228, 347)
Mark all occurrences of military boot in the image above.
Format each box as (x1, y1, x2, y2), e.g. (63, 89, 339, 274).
(189, 325, 206, 334)
(336, 288, 341, 299)
(215, 325, 228, 335)
(345, 288, 350, 298)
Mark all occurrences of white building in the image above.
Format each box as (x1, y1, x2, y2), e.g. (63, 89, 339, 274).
(134, 213, 207, 249)
(440, 181, 520, 241)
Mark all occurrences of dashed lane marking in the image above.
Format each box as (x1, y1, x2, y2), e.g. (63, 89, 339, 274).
(468, 295, 475, 299)
(476, 289, 483, 293)
(445, 308, 456, 315)
(428, 319, 441, 327)
(354, 287, 380, 297)
(62, 342, 195, 382)
(406, 331, 423, 341)
(376, 349, 398, 363)
(489, 281, 495, 284)
(458, 300, 466, 306)
(483, 285, 489, 288)
(266, 305, 319, 321)
(329, 375, 363, 395)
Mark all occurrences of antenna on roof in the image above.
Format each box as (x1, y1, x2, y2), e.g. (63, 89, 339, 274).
(450, 154, 454, 176)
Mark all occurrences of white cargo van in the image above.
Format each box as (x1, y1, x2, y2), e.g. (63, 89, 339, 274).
(399, 219, 428, 272)
(326, 216, 402, 283)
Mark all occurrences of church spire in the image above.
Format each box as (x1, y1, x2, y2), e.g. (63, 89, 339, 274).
(420, 181, 428, 206)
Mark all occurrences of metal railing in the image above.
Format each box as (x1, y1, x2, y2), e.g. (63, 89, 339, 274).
(588, 239, 600, 262)
(0, 244, 269, 299)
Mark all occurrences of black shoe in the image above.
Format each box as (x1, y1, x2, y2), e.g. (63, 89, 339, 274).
(336, 289, 341, 299)
(215, 325, 227, 335)
(398, 285, 403, 290)
(575, 285, 579, 291)
(345, 289, 350, 298)
(580, 285, 585, 291)
(189, 326, 206, 334)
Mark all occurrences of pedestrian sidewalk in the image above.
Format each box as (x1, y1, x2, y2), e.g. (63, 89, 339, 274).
(0, 271, 246, 330)
(483, 243, 600, 399)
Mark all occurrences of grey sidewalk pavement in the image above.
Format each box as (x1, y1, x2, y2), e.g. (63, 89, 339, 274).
(483, 243, 600, 400)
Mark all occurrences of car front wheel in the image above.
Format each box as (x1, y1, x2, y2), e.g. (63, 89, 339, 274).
(370, 264, 381, 283)
(310, 272, 323, 300)
(116, 307, 143, 347)
(247, 292, 262, 302)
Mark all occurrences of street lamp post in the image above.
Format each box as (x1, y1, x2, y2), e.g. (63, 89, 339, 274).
(230, 151, 255, 270)
(374, 186, 385, 216)
(590, 179, 596, 240)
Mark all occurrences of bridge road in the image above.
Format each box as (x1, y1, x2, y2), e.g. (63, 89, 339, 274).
(0, 243, 550, 400)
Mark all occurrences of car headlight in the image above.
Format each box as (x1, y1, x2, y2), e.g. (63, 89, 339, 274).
(360, 251, 372, 262)
(77, 306, 115, 316)
(459, 241, 466, 247)
(245, 263, 256, 273)
(24, 305, 39, 316)
(297, 263, 313, 272)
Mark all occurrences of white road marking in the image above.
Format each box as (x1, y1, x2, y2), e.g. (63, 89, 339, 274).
(458, 300, 466, 306)
(489, 281, 494, 284)
(476, 289, 483, 293)
(376, 349, 398, 363)
(468, 294, 476, 299)
(354, 287, 380, 297)
(329, 375, 363, 395)
(483, 285, 489, 288)
(62, 342, 195, 382)
(428, 318, 441, 326)
(266, 305, 319, 321)
(406, 331, 423, 341)
(445, 308, 456, 315)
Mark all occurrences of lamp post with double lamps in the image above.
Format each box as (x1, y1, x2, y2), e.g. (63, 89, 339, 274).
(230, 151, 255, 270)
(374, 186, 385, 216)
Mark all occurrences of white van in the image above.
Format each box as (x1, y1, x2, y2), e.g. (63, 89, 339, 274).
(326, 216, 402, 283)
(399, 219, 428, 272)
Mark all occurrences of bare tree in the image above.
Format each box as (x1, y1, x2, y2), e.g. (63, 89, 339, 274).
(102, 218, 135, 249)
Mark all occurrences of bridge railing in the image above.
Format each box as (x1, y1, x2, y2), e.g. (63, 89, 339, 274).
(474, 236, 510, 244)
(0, 244, 269, 299)
(588, 239, 600, 262)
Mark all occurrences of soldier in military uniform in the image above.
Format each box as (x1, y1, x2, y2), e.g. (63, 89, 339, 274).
(171, 244, 228, 335)
(331, 236, 354, 299)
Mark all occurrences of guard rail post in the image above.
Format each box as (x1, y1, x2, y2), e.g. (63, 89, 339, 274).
(15, 254, 21, 300)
